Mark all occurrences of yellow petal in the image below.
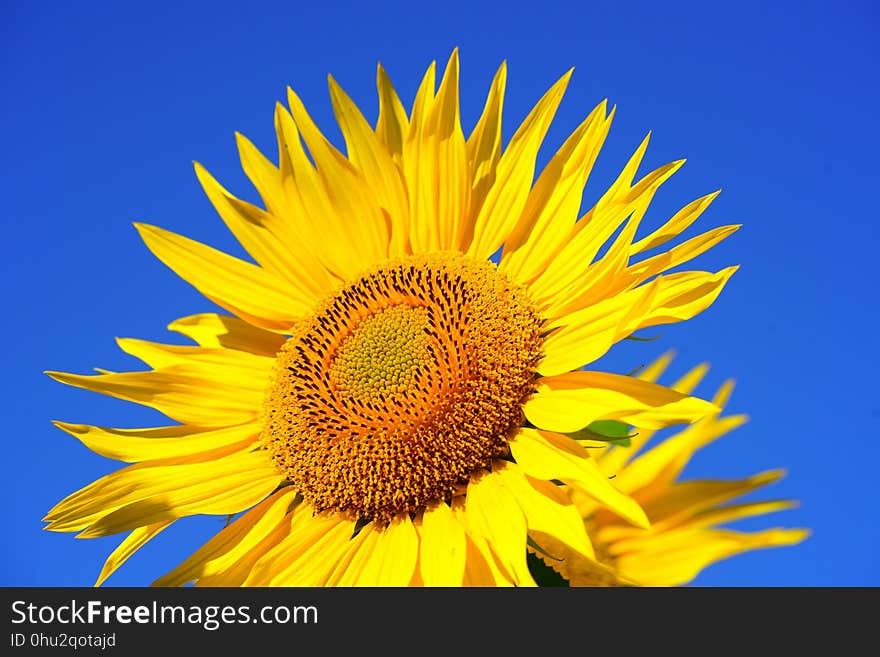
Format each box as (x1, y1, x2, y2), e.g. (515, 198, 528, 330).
(324, 526, 381, 586)
(246, 512, 356, 586)
(341, 514, 419, 586)
(670, 361, 712, 396)
(631, 470, 787, 527)
(459, 533, 513, 586)
(115, 337, 273, 385)
(276, 101, 385, 279)
(532, 158, 685, 314)
(135, 223, 302, 332)
(153, 488, 299, 586)
(194, 160, 331, 299)
(465, 61, 506, 229)
(627, 224, 741, 286)
(635, 350, 676, 384)
(597, 359, 712, 477)
(510, 428, 648, 528)
(419, 502, 467, 586)
(51, 421, 259, 463)
(328, 75, 411, 257)
(234, 130, 290, 220)
(196, 511, 301, 587)
(686, 499, 799, 531)
(430, 49, 470, 251)
(167, 313, 285, 356)
(494, 462, 595, 561)
(46, 367, 262, 427)
(614, 527, 809, 587)
(554, 209, 646, 314)
(466, 69, 572, 259)
(629, 190, 721, 255)
(45, 450, 283, 535)
(273, 104, 358, 279)
(96, 521, 172, 586)
(635, 267, 739, 330)
(524, 133, 651, 299)
(501, 101, 613, 285)
(408, 59, 437, 133)
(540, 268, 737, 376)
(404, 51, 469, 253)
(531, 541, 629, 587)
(289, 87, 392, 265)
(538, 282, 657, 376)
(375, 63, 409, 160)
(463, 470, 535, 586)
(524, 370, 719, 434)
(616, 414, 748, 494)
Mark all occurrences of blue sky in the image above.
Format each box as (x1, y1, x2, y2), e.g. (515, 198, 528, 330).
(2, 0, 877, 586)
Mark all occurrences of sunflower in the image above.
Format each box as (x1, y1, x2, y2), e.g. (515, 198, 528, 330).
(46, 50, 742, 586)
(533, 353, 809, 587)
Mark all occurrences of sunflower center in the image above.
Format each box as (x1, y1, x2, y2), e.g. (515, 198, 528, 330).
(329, 305, 430, 402)
(261, 252, 544, 522)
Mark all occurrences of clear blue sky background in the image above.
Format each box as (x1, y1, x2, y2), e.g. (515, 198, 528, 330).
(3, 1, 877, 587)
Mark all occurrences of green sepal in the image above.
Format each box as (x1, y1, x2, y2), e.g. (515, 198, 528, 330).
(625, 332, 662, 342)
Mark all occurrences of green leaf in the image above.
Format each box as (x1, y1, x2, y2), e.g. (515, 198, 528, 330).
(564, 420, 636, 447)
(526, 551, 570, 587)
(586, 420, 631, 438)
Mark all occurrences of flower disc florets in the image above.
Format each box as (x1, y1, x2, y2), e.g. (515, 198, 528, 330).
(261, 252, 544, 521)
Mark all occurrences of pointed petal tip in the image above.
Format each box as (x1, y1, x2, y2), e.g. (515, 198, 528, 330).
(630, 505, 651, 530)
(233, 131, 253, 149)
(51, 419, 83, 435)
(759, 468, 788, 484)
(44, 370, 67, 383)
(766, 527, 811, 546)
(789, 528, 811, 543)
(132, 221, 154, 236)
